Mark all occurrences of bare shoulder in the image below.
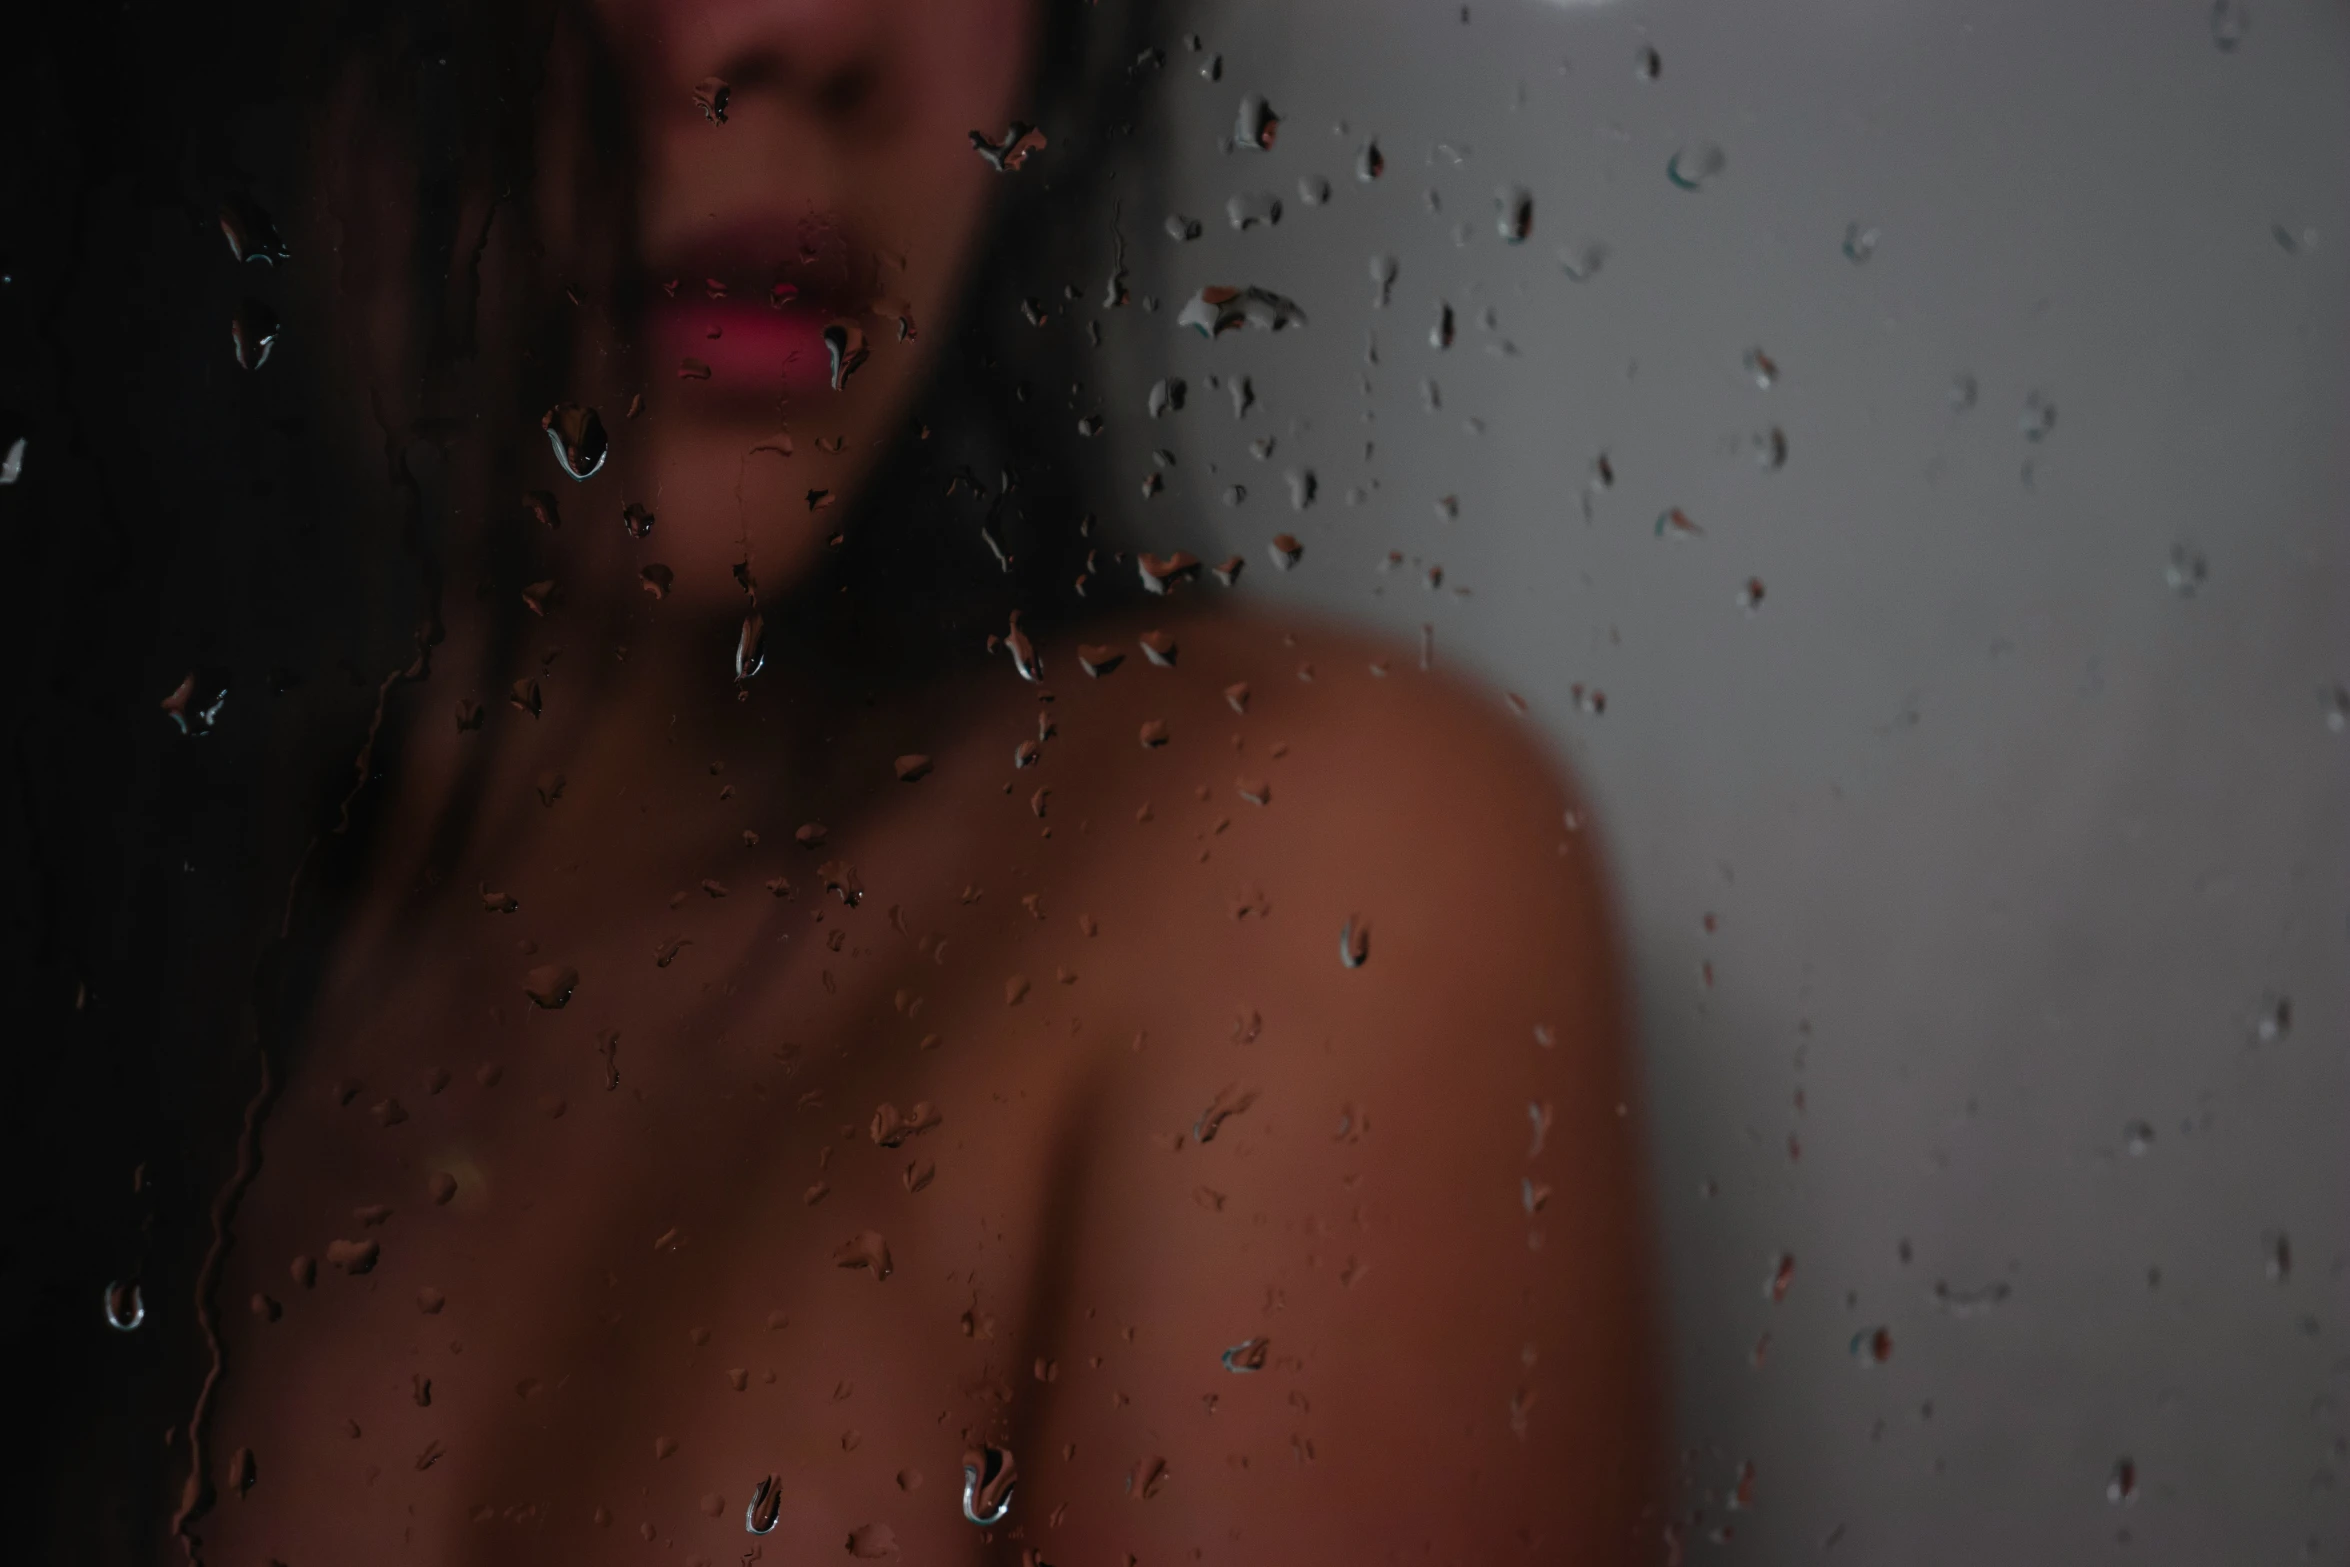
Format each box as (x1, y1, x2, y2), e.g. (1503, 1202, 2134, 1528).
(925, 603, 1661, 1560)
(992, 602, 1626, 1061)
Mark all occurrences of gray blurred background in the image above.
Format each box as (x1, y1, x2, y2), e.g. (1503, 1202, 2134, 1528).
(1094, 0, 2350, 1555)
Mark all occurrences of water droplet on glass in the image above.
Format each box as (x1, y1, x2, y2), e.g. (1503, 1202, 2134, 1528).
(1232, 95, 1279, 151)
(2106, 1457, 2138, 1504)
(818, 860, 864, 907)
(846, 1522, 899, 1557)
(1666, 142, 1726, 191)
(1368, 254, 1398, 309)
(2210, 0, 2248, 51)
(1147, 377, 1186, 417)
(325, 1237, 380, 1274)
(1356, 140, 1385, 181)
(1338, 916, 1370, 968)
(1268, 533, 1302, 570)
(2164, 544, 2207, 598)
(962, 1444, 1016, 1524)
(1496, 186, 1533, 244)
(1743, 347, 1778, 389)
(1849, 1326, 1893, 1364)
(1298, 174, 1332, 206)
(2263, 1230, 2291, 1280)
(1004, 610, 1042, 680)
(104, 1280, 145, 1331)
(693, 77, 731, 124)
(2272, 219, 2317, 253)
(160, 670, 230, 736)
(745, 1473, 782, 1533)
(1194, 1083, 1257, 1143)
(1226, 191, 1281, 230)
(832, 1230, 893, 1280)
(869, 1101, 942, 1148)
(1557, 240, 1608, 283)
(1947, 372, 1978, 412)
(218, 193, 289, 264)
(727, 608, 765, 682)
(2018, 389, 2057, 442)
(2252, 993, 2293, 1042)
(1178, 285, 1308, 337)
(1752, 427, 1788, 470)
(1139, 629, 1178, 667)
(1634, 44, 1662, 80)
(0, 434, 23, 485)
(1078, 643, 1125, 677)
(894, 754, 933, 783)
(2123, 1119, 2155, 1156)
(970, 122, 1047, 172)
(1841, 222, 1880, 263)
(231, 298, 279, 370)
(541, 403, 608, 480)
(824, 323, 869, 390)
(1765, 1254, 1795, 1303)
(1220, 1336, 1271, 1373)
(1127, 1456, 1170, 1499)
(523, 963, 578, 1009)
(1164, 213, 1202, 241)
(1137, 551, 1202, 594)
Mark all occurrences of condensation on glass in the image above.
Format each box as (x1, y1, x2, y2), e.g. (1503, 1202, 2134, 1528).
(9, 1, 2343, 1565)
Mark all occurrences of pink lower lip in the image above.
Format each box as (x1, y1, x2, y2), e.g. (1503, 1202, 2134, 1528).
(653, 303, 839, 395)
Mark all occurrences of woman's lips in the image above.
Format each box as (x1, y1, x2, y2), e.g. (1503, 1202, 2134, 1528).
(642, 218, 890, 404)
(651, 300, 839, 397)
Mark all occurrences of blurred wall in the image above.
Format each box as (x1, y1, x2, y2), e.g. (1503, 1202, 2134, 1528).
(1099, 0, 2350, 1555)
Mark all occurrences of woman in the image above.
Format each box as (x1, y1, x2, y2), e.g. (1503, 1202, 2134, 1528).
(135, 0, 1660, 1560)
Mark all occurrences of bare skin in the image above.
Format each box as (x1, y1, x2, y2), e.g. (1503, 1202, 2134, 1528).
(202, 607, 1657, 1564)
(195, 0, 1660, 1559)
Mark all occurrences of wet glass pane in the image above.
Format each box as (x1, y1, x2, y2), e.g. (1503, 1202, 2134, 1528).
(9, 1, 2344, 1563)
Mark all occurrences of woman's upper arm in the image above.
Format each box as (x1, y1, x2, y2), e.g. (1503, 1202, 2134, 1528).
(1020, 666, 1661, 1561)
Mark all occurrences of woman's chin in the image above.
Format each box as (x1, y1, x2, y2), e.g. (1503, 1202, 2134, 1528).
(582, 417, 869, 614)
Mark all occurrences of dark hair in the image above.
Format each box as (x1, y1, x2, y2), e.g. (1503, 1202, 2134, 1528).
(0, 0, 1163, 1557)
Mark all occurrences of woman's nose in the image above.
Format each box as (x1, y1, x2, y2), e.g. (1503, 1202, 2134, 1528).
(601, 0, 895, 131)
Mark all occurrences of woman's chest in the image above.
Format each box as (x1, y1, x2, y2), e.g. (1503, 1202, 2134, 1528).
(200, 863, 1096, 1567)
